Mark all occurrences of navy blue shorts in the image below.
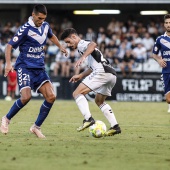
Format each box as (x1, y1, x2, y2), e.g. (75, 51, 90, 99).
(161, 73, 170, 95)
(16, 67, 51, 93)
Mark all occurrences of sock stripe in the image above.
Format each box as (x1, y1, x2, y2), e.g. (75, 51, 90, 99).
(43, 103, 50, 109)
(99, 103, 106, 109)
(74, 94, 84, 100)
(16, 100, 21, 108)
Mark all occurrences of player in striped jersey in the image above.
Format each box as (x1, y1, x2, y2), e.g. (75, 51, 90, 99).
(152, 14, 170, 113)
(0, 4, 67, 138)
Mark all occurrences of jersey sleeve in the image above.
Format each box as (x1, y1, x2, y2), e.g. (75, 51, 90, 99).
(77, 40, 91, 53)
(8, 24, 28, 49)
(47, 23, 53, 39)
(152, 37, 161, 55)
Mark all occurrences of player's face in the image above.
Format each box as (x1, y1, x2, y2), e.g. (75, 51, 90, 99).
(32, 12, 46, 27)
(164, 18, 170, 32)
(64, 35, 78, 49)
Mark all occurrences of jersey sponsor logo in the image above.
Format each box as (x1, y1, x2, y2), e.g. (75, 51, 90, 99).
(30, 33, 37, 36)
(163, 51, 170, 56)
(163, 58, 170, 61)
(13, 36, 18, 42)
(27, 53, 44, 58)
(28, 46, 44, 53)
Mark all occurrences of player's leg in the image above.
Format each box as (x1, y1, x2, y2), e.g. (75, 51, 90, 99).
(165, 92, 170, 112)
(11, 84, 17, 99)
(94, 73, 121, 136)
(30, 81, 56, 138)
(161, 74, 170, 113)
(73, 83, 95, 131)
(1, 67, 32, 134)
(95, 93, 121, 136)
(1, 88, 31, 134)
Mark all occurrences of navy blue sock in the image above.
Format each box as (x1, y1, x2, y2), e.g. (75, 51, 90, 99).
(35, 100, 53, 127)
(6, 99, 25, 120)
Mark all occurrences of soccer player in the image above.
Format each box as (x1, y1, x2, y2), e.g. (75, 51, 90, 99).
(0, 4, 67, 138)
(61, 28, 121, 136)
(152, 14, 170, 113)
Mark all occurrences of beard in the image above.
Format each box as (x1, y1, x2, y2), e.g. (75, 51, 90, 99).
(166, 27, 170, 32)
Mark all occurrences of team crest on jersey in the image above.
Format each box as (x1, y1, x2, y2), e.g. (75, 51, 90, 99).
(13, 36, 18, 42)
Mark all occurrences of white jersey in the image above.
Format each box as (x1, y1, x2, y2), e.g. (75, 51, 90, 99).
(77, 40, 116, 75)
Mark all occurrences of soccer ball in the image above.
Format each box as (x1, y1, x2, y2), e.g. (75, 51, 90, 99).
(89, 120, 107, 138)
(4, 96, 12, 101)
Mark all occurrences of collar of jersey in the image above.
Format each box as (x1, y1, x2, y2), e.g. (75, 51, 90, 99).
(28, 16, 43, 29)
(164, 32, 170, 37)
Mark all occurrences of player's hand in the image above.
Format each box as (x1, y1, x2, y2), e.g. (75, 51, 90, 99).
(75, 56, 86, 68)
(159, 59, 167, 68)
(60, 46, 68, 57)
(4, 63, 13, 77)
(69, 75, 82, 83)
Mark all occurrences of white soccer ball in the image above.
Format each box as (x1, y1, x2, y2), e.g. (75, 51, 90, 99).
(89, 120, 107, 138)
(4, 96, 12, 101)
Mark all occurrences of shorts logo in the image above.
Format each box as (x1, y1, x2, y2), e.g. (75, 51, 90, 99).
(13, 36, 18, 42)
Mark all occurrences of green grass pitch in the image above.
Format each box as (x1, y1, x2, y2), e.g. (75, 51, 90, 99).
(0, 100, 170, 170)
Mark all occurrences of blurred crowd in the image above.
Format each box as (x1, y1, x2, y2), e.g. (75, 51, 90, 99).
(0, 17, 164, 78)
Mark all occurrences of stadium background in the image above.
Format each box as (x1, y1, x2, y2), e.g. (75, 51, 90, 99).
(0, 0, 169, 101)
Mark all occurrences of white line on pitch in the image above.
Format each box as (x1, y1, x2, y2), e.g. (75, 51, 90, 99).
(17, 122, 170, 128)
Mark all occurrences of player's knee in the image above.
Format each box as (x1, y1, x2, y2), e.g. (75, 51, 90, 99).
(72, 91, 78, 98)
(21, 95, 31, 105)
(95, 98, 103, 106)
(166, 97, 170, 104)
(47, 93, 56, 103)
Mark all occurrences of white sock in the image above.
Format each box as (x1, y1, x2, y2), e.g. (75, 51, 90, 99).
(75, 94, 91, 120)
(168, 104, 170, 110)
(100, 103, 118, 127)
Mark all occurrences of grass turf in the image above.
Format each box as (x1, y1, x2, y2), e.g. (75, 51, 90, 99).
(0, 100, 170, 170)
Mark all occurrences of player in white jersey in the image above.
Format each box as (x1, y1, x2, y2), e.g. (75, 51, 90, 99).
(0, 4, 67, 138)
(61, 28, 121, 136)
(152, 14, 170, 113)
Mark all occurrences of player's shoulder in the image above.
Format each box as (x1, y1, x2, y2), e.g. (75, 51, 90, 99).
(43, 21, 50, 25)
(78, 39, 90, 47)
(159, 34, 164, 38)
(42, 21, 50, 28)
(155, 34, 164, 42)
(16, 22, 30, 36)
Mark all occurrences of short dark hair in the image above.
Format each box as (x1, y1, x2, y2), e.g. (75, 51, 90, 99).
(33, 4, 47, 15)
(164, 14, 170, 22)
(61, 28, 78, 40)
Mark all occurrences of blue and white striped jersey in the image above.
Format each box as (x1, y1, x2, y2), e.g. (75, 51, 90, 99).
(9, 16, 53, 69)
(153, 32, 170, 73)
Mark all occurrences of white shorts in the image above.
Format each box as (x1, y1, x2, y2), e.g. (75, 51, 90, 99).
(82, 71, 116, 96)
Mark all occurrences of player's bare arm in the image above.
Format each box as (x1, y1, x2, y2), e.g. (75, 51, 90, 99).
(50, 34, 68, 56)
(75, 42, 97, 67)
(69, 68, 92, 83)
(152, 54, 167, 68)
(4, 44, 13, 77)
